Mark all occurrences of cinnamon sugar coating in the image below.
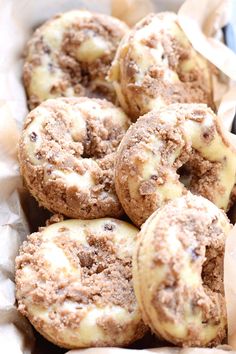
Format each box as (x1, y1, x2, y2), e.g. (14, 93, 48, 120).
(15, 218, 147, 348)
(109, 12, 214, 121)
(19, 97, 131, 219)
(133, 194, 231, 347)
(115, 103, 236, 227)
(23, 10, 128, 109)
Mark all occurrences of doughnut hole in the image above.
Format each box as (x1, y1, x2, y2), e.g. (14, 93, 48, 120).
(176, 152, 223, 198)
(176, 164, 191, 188)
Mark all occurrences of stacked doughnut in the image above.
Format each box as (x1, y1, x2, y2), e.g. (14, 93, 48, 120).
(16, 9, 236, 350)
(23, 10, 128, 109)
(108, 12, 214, 120)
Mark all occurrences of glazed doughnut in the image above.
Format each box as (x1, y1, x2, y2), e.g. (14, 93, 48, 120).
(23, 10, 128, 109)
(15, 218, 147, 348)
(115, 103, 236, 227)
(19, 97, 131, 219)
(133, 193, 231, 347)
(109, 12, 213, 121)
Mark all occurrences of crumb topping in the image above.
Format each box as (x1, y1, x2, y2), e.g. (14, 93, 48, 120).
(23, 11, 128, 109)
(15, 219, 147, 348)
(109, 12, 214, 120)
(19, 97, 130, 219)
(115, 103, 236, 226)
(134, 194, 231, 347)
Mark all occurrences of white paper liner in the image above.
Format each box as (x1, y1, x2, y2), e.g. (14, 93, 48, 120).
(0, 0, 236, 353)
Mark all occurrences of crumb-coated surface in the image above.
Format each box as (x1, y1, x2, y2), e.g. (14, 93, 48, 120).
(15, 218, 147, 349)
(23, 10, 128, 109)
(115, 103, 236, 226)
(19, 97, 131, 219)
(133, 194, 231, 347)
(109, 12, 214, 121)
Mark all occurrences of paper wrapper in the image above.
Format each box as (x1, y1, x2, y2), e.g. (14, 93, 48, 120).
(1, 0, 236, 353)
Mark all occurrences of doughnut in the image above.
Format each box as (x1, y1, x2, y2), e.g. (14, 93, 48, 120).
(18, 97, 131, 219)
(133, 193, 231, 347)
(23, 10, 128, 109)
(15, 218, 147, 348)
(115, 103, 236, 227)
(109, 12, 213, 121)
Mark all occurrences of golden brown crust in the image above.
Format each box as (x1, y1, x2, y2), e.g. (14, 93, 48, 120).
(109, 12, 214, 121)
(15, 218, 147, 348)
(23, 10, 128, 109)
(19, 97, 131, 219)
(133, 194, 231, 347)
(115, 103, 236, 227)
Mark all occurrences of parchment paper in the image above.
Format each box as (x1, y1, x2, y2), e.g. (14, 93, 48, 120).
(0, 102, 34, 353)
(67, 347, 234, 354)
(1, 0, 236, 353)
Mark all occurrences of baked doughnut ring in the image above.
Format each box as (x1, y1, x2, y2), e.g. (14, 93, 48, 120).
(115, 103, 236, 227)
(19, 97, 131, 219)
(15, 218, 147, 348)
(109, 12, 213, 121)
(133, 194, 231, 347)
(23, 10, 128, 109)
